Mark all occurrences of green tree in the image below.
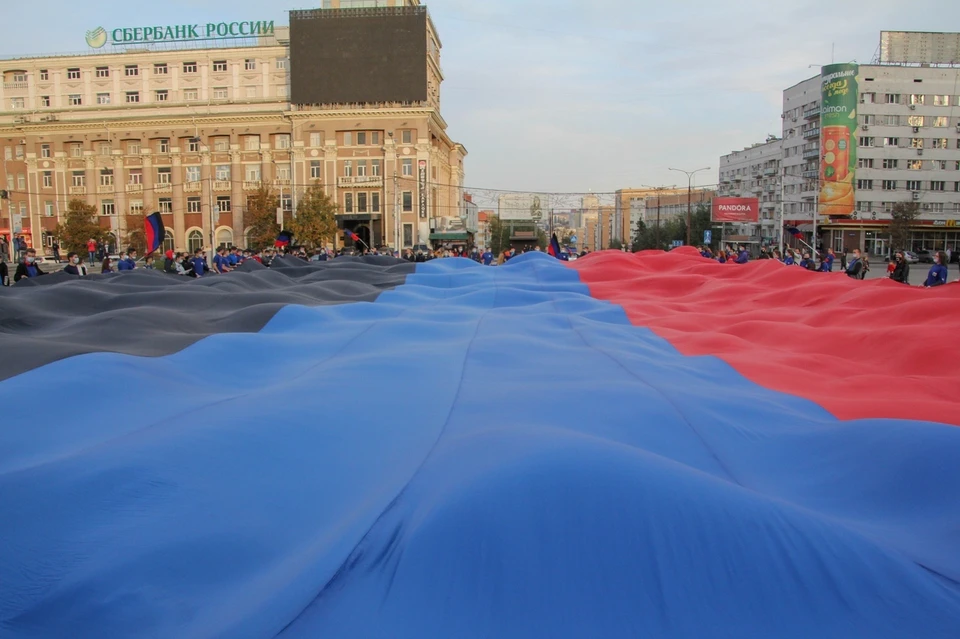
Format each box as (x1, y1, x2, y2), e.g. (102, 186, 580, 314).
(488, 216, 511, 255)
(887, 201, 919, 252)
(290, 182, 338, 249)
(536, 228, 548, 250)
(608, 238, 623, 250)
(245, 185, 280, 250)
(54, 199, 105, 255)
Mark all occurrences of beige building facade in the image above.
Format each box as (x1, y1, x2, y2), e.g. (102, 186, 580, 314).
(0, 8, 465, 255)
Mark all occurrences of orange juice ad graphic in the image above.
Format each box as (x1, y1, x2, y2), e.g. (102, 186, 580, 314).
(821, 126, 850, 183)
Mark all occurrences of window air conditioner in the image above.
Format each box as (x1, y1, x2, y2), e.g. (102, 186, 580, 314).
(917, 149, 924, 155)
(862, 125, 869, 131)
(912, 191, 921, 200)
(909, 104, 916, 110)
(912, 127, 920, 133)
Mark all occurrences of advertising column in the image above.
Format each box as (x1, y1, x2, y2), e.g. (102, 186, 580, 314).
(818, 63, 858, 217)
(418, 158, 428, 244)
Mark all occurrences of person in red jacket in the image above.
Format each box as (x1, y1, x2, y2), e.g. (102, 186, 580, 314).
(86, 238, 97, 266)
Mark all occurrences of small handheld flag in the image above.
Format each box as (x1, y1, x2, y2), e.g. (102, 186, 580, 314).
(547, 233, 564, 259)
(344, 229, 360, 242)
(786, 226, 802, 238)
(144, 212, 164, 255)
(275, 230, 293, 248)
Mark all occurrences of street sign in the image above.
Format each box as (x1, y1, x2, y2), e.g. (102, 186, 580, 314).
(703, 230, 712, 244)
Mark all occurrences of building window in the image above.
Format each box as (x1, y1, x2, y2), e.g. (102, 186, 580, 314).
(213, 87, 228, 100)
(859, 92, 875, 103)
(188, 230, 204, 252)
(158, 198, 173, 213)
(909, 94, 925, 105)
(66, 68, 80, 80)
(371, 192, 380, 212)
(243, 135, 260, 151)
(95, 93, 110, 105)
(70, 143, 82, 157)
(343, 131, 352, 146)
(244, 59, 256, 70)
(40, 95, 50, 107)
(884, 114, 899, 126)
(213, 137, 230, 152)
(183, 62, 197, 73)
(45, 202, 55, 217)
(96, 66, 109, 78)
(157, 167, 172, 184)
(401, 130, 412, 144)
(932, 116, 948, 127)
(881, 180, 897, 191)
(275, 134, 291, 149)
(158, 138, 170, 153)
(929, 202, 945, 213)
(857, 179, 873, 190)
(127, 141, 140, 155)
(357, 160, 367, 177)
(403, 223, 413, 247)
(10, 97, 24, 110)
(245, 166, 261, 181)
(102, 201, 115, 216)
(402, 158, 413, 176)
(344, 192, 353, 213)
(124, 65, 138, 77)
(245, 86, 257, 98)
(216, 196, 231, 212)
(71, 171, 85, 187)
(932, 138, 948, 149)
(212, 60, 228, 72)
(859, 136, 874, 147)
(125, 91, 140, 103)
(883, 137, 899, 147)
(933, 95, 950, 106)
(882, 159, 898, 169)
(154, 63, 168, 75)
(130, 200, 144, 215)
(42, 171, 52, 187)
(100, 170, 113, 186)
(187, 197, 201, 213)
(187, 139, 200, 153)
(276, 58, 288, 70)
(908, 115, 924, 127)
(906, 180, 922, 191)
(357, 132, 367, 145)
(184, 89, 198, 101)
(911, 138, 924, 148)
(128, 169, 142, 184)
(932, 160, 947, 170)
(357, 192, 367, 212)
(402, 191, 412, 211)
(309, 132, 322, 147)
(931, 181, 945, 191)
(68, 94, 82, 106)
(310, 160, 321, 179)
(884, 93, 900, 104)
(155, 90, 168, 102)
(39, 69, 48, 80)
(281, 194, 292, 212)
(186, 166, 201, 182)
(215, 165, 230, 180)
(371, 159, 380, 176)
(858, 158, 874, 169)
(276, 164, 291, 180)
(371, 131, 380, 145)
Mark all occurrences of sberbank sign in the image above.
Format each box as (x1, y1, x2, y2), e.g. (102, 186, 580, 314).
(84, 21, 275, 49)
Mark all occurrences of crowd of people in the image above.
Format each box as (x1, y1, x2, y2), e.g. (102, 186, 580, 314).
(699, 243, 951, 287)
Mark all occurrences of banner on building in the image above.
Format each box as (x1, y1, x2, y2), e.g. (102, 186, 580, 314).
(418, 160, 427, 219)
(712, 197, 759, 223)
(819, 63, 858, 217)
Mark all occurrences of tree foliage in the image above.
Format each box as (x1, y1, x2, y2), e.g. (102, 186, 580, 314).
(290, 182, 338, 249)
(608, 238, 623, 250)
(54, 199, 105, 255)
(887, 202, 920, 252)
(245, 185, 280, 250)
(487, 216, 511, 255)
(632, 204, 718, 252)
(125, 213, 146, 255)
(536, 228, 548, 250)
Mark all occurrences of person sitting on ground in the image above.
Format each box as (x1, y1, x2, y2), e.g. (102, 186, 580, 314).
(14, 248, 46, 282)
(62, 252, 88, 276)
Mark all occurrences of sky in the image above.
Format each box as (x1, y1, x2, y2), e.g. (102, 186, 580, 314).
(5, 0, 960, 197)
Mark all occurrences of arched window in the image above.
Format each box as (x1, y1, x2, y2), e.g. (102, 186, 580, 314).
(216, 228, 233, 249)
(244, 227, 255, 250)
(162, 230, 175, 253)
(187, 229, 203, 253)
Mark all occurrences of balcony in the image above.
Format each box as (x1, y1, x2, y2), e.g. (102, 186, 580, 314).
(763, 167, 777, 176)
(97, 184, 114, 194)
(184, 181, 202, 192)
(213, 180, 231, 191)
(155, 183, 172, 193)
(4, 82, 28, 90)
(802, 127, 820, 140)
(338, 175, 384, 188)
(126, 183, 143, 193)
(803, 106, 821, 119)
(243, 180, 262, 190)
(274, 178, 292, 187)
(68, 185, 86, 195)
(802, 148, 821, 160)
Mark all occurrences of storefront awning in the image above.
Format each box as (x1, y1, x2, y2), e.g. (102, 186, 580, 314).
(429, 232, 470, 241)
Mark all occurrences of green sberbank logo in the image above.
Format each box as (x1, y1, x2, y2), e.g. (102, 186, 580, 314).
(84, 21, 275, 48)
(85, 27, 108, 49)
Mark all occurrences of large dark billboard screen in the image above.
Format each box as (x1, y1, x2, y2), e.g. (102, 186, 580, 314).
(290, 8, 428, 105)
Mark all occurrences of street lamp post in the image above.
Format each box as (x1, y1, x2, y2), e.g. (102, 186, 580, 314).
(668, 166, 710, 246)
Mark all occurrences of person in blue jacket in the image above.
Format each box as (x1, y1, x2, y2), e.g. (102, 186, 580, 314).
(191, 248, 208, 278)
(784, 249, 797, 266)
(923, 251, 948, 287)
(117, 248, 137, 271)
(735, 244, 749, 264)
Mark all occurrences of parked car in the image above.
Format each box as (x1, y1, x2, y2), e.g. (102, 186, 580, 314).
(902, 251, 919, 264)
(917, 249, 935, 263)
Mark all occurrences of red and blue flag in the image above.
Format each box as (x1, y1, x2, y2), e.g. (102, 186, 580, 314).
(144, 212, 164, 254)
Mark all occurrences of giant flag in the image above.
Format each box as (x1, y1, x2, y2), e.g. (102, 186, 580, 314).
(1, 249, 959, 638)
